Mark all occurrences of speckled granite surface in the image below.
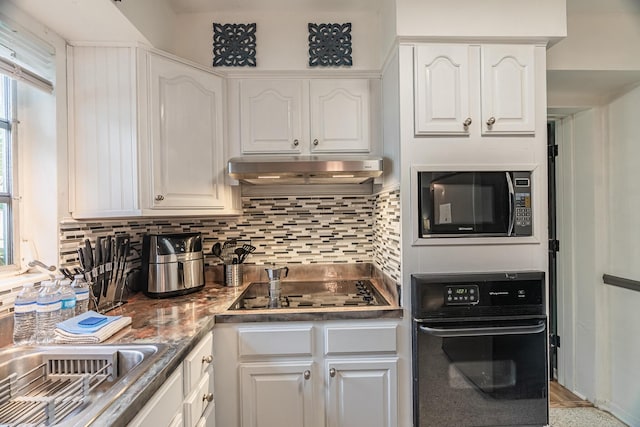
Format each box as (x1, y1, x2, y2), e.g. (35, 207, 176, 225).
(85, 264, 402, 426)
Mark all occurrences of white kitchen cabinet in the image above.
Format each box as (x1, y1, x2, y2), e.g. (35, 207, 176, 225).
(143, 52, 227, 211)
(67, 45, 141, 218)
(130, 332, 214, 427)
(128, 368, 183, 427)
(183, 332, 215, 427)
(480, 44, 535, 135)
(239, 362, 315, 427)
(238, 79, 305, 154)
(67, 45, 239, 219)
(235, 79, 372, 155)
(413, 43, 535, 136)
(214, 320, 399, 427)
(325, 359, 398, 427)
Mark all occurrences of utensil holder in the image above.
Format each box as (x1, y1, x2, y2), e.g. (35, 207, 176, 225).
(224, 264, 243, 287)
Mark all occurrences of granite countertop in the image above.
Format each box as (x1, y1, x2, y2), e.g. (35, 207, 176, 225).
(90, 264, 403, 426)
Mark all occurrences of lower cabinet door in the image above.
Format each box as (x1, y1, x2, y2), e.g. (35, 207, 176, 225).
(325, 358, 398, 427)
(239, 362, 315, 427)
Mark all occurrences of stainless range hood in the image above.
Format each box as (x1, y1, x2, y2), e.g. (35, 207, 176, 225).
(228, 155, 383, 185)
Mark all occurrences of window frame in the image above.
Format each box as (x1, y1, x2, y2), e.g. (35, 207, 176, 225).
(0, 75, 18, 273)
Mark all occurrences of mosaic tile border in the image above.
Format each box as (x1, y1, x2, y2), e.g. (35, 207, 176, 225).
(373, 189, 401, 282)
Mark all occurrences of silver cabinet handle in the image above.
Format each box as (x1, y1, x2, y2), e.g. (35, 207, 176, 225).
(329, 367, 336, 378)
(202, 354, 213, 364)
(313, 139, 319, 146)
(202, 392, 214, 402)
(486, 116, 496, 126)
(304, 370, 311, 380)
(293, 139, 299, 147)
(155, 195, 164, 201)
(463, 117, 472, 129)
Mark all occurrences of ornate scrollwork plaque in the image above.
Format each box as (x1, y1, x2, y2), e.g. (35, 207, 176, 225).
(308, 23, 352, 67)
(213, 23, 257, 67)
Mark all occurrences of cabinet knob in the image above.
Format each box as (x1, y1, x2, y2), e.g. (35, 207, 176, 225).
(304, 370, 311, 380)
(313, 139, 319, 146)
(293, 139, 299, 147)
(463, 117, 472, 129)
(486, 116, 496, 126)
(155, 195, 164, 201)
(202, 392, 214, 403)
(202, 354, 213, 364)
(329, 367, 336, 378)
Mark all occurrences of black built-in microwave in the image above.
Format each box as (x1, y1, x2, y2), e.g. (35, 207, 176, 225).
(418, 171, 532, 237)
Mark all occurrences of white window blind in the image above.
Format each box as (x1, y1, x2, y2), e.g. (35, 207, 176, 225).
(0, 13, 54, 93)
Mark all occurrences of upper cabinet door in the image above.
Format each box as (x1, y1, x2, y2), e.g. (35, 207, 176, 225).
(148, 53, 225, 209)
(414, 45, 471, 136)
(480, 44, 535, 135)
(68, 46, 140, 218)
(309, 79, 370, 153)
(240, 80, 305, 154)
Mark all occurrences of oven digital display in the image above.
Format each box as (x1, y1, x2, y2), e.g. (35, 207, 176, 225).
(445, 285, 479, 305)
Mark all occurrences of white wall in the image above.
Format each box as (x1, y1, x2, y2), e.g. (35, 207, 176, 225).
(113, 0, 177, 52)
(172, 10, 382, 71)
(395, 0, 566, 40)
(556, 86, 640, 427)
(605, 85, 640, 425)
(547, 11, 640, 71)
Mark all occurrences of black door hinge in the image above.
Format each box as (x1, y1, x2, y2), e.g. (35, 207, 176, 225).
(550, 334, 561, 349)
(548, 144, 559, 158)
(549, 239, 560, 252)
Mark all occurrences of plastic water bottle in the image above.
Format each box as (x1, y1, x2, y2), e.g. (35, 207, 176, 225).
(12, 283, 38, 345)
(71, 274, 90, 315)
(59, 278, 77, 321)
(36, 280, 62, 344)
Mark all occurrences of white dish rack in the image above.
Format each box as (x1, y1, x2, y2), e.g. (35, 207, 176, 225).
(0, 352, 117, 426)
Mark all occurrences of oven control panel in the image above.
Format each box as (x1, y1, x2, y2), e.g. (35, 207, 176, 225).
(445, 285, 479, 305)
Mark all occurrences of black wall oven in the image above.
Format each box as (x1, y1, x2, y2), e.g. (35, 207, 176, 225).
(412, 271, 548, 427)
(417, 171, 533, 238)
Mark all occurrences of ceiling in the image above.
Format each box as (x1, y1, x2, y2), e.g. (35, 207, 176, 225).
(167, 0, 640, 14)
(166, 0, 383, 13)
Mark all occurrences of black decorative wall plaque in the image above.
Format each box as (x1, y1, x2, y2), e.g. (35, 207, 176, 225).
(213, 23, 257, 67)
(308, 23, 352, 67)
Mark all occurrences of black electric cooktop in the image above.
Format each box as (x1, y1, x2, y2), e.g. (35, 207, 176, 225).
(229, 280, 389, 310)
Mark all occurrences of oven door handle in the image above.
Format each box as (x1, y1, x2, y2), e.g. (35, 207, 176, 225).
(418, 321, 546, 338)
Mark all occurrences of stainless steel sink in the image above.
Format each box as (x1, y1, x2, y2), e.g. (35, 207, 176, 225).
(0, 343, 168, 426)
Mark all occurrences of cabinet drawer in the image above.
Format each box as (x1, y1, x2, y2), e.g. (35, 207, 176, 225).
(195, 401, 215, 427)
(238, 326, 313, 357)
(325, 324, 397, 354)
(184, 372, 213, 427)
(184, 332, 214, 392)
(128, 368, 183, 427)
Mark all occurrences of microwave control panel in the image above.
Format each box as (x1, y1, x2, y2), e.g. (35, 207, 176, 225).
(513, 172, 533, 236)
(445, 285, 479, 305)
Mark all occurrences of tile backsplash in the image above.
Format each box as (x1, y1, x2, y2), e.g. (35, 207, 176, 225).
(60, 191, 401, 282)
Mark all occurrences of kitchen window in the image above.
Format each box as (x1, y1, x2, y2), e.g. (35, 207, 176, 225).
(0, 75, 15, 269)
